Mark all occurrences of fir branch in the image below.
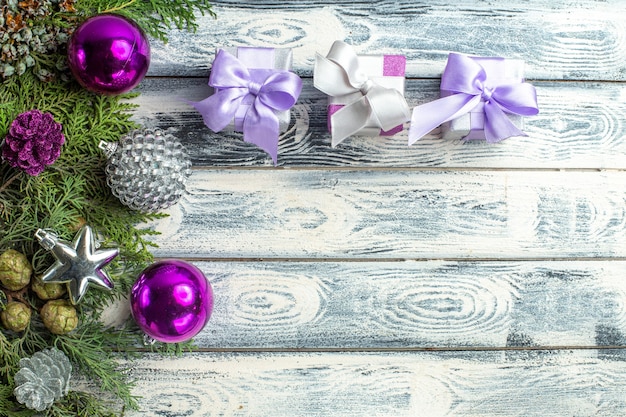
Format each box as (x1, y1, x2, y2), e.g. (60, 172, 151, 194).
(76, 0, 217, 43)
(0, 383, 34, 417)
(0, 72, 143, 265)
(0, 172, 22, 194)
(54, 321, 142, 412)
(0, 1, 211, 414)
(101, 0, 140, 13)
(0, 332, 24, 382)
(45, 391, 122, 417)
(0, 52, 158, 415)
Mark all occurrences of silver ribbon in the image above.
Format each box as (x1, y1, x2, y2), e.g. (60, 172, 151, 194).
(314, 41, 410, 147)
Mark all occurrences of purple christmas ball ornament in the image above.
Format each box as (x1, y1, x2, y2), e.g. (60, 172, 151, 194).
(2, 110, 65, 176)
(67, 14, 150, 95)
(130, 260, 213, 343)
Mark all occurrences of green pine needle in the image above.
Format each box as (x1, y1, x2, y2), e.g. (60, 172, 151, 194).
(54, 321, 142, 413)
(45, 391, 122, 417)
(0, 66, 149, 415)
(1, 0, 214, 414)
(0, 383, 33, 417)
(77, 0, 217, 43)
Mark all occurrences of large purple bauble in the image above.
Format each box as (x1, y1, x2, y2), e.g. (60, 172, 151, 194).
(67, 14, 150, 95)
(130, 260, 213, 343)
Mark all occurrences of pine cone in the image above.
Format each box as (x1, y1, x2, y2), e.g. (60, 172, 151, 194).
(0, 0, 75, 80)
(0, 249, 32, 291)
(13, 347, 72, 411)
(31, 276, 66, 300)
(40, 299, 78, 334)
(0, 301, 31, 332)
(1, 110, 65, 176)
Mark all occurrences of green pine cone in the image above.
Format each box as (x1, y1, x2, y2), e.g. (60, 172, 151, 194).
(1, 301, 32, 332)
(31, 276, 66, 300)
(40, 299, 78, 335)
(0, 249, 32, 291)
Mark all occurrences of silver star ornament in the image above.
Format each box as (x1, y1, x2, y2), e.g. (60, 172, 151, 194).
(35, 225, 119, 304)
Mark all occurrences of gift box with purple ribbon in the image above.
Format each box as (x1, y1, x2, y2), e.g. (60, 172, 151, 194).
(408, 53, 539, 144)
(314, 41, 411, 147)
(190, 46, 302, 164)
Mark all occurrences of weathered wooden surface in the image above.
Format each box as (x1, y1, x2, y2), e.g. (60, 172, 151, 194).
(134, 77, 626, 168)
(125, 0, 626, 415)
(148, 170, 626, 259)
(148, 1, 626, 81)
(129, 350, 626, 417)
(170, 260, 626, 349)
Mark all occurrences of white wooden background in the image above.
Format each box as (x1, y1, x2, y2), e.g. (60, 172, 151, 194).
(125, 1, 626, 415)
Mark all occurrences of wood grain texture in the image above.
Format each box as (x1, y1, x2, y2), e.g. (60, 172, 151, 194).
(143, 260, 626, 349)
(147, 1, 626, 80)
(147, 170, 626, 259)
(117, 1, 626, 415)
(132, 77, 626, 168)
(125, 350, 626, 417)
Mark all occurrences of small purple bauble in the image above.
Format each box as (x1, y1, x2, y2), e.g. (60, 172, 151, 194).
(130, 260, 213, 343)
(67, 14, 150, 95)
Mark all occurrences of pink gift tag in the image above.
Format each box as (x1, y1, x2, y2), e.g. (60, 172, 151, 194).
(383, 55, 406, 77)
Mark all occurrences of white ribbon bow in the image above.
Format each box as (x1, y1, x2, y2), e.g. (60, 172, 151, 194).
(314, 41, 411, 147)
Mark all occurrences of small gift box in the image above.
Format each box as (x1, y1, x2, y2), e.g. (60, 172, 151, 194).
(218, 47, 294, 133)
(314, 41, 411, 147)
(327, 55, 407, 136)
(408, 53, 539, 144)
(190, 46, 302, 164)
(441, 57, 525, 141)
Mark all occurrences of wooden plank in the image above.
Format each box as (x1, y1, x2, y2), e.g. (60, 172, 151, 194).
(112, 2, 626, 416)
(121, 260, 626, 349)
(125, 350, 626, 417)
(132, 77, 626, 168)
(147, 1, 626, 80)
(147, 170, 626, 259)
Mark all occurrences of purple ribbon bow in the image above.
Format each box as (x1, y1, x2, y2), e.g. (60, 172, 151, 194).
(408, 53, 539, 144)
(191, 49, 302, 164)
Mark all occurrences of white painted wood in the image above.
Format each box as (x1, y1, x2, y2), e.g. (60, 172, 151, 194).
(132, 78, 626, 168)
(125, 350, 626, 417)
(147, 170, 626, 259)
(116, 1, 626, 415)
(164, 260, 626, 349)
(147, 1, 626, 81)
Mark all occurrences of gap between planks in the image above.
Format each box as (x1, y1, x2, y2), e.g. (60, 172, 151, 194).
(189, 166, 626, 172)
(143, 75, 626, 84)
(116, 346, 626, 353)
(154, 256, 626, 263)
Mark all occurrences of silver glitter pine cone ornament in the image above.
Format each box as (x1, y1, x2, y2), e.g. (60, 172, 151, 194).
(99, 129, 192, 213)
(13, 347, 72, 411)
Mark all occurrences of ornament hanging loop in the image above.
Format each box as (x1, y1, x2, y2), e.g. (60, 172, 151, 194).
(143, 334, 157, 346)
(34, 229, 58, 251)
(98, 141, 118, 158)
